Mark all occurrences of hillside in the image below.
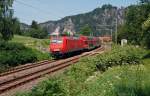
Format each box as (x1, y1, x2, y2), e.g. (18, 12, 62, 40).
(0, 35, 51, 72)
(15, 45, 150, 96)
(39, 5, 125, 36)
(11, 35, 49, 52)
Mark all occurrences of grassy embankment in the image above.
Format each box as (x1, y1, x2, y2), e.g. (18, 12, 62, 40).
(11, 35, 52, 61)
(0, 35, 52, 73)
(11, 35, 50, 52)
(16, 45, 150, 96)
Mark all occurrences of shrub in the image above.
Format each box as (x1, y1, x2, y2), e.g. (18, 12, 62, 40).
(30, 78, 65, 96)
(95, 46, 147, 71)
(0, 41, 51, 73)
(15, 77, 65, 96)
(114, 65, 150, 96)
(0, 42, 37, 67)
(32, 49, 52, 61)
(15, 45, 149, 96)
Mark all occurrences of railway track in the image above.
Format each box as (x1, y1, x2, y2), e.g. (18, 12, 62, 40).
(0, 47, 104, 94)
(0, 60, 56, 77)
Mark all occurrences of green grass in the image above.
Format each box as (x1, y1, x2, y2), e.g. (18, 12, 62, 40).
(10, 35, 52, 61)
(0, 35, 52, 73)
(79, 58, 150, 96)
(15, 45, 150, 96)
(11, 35, 50, 52)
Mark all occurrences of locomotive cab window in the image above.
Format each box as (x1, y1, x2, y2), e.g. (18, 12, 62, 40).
(51, 39, 63, 44)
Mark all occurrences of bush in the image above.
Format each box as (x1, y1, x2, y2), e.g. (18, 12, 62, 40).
(0, 41, 37, 67)
(24, 28, 48, 39)
(0, 41, 52, 73)
(15, 45, 149, 96)
(32, 49, 52, 61)
(114, 65, 150, 96)
(143, 50, 150, 59)
(31, 78, 65, 96)
(95, 45, 147, 71)
(0, 41, 26, 50)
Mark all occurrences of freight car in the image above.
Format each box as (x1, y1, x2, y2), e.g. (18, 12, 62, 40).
(50, 35, 101, 58)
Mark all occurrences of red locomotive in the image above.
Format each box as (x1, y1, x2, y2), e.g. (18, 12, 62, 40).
(50, 35, 101, 58)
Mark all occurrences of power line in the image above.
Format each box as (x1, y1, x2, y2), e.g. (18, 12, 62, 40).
(13, 9, 51, 24)
(15, 0, 62, 18)
(32, 0, 83, 19)
(32, 0, 64, 16)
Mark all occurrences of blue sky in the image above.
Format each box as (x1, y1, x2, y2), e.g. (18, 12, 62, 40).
(13, 0, 139, 24)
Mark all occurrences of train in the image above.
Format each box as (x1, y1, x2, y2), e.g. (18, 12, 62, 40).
(49, 35, 101, 58)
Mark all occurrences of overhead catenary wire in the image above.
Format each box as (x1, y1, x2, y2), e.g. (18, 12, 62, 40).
(32, 0, 64, 17)
(15, 0, 62, 19)
(13, 10, 49, 23)
(26, 0, 82, 18)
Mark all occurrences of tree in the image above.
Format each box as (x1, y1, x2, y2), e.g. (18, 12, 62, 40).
(31, 20, 38, 29)
(117, 24, 128, 43)
(0, 0, 14, 41)
(80, 25, 92, 36)
(142, 14, 150, 48)
(140, 0, 150, 4)
(118, 1, 150, 48)
(12, 18, 21, 35)
(28, 20, 48, 39)
(122, 3, 150, 45)
(142, 14, 150, 31)
(102, 4, 114, 10)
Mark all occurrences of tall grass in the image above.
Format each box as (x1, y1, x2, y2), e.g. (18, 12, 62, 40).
(15, 45, 150, 96)
(11, 35, 50, 52)
(0, 41, 51, 73)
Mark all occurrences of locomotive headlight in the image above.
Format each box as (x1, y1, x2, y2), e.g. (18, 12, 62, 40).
(54, 49, 60, 51)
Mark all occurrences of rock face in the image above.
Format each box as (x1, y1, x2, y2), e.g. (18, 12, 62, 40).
(62, 18, 75, 35)
(39, 5, 125, 36)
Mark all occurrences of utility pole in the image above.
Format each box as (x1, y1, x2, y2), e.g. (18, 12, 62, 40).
(96, 25, 112, 36)
(115, 7, 118, 44)
(115, 18, 118, 44)
(111, 29, 113, 42)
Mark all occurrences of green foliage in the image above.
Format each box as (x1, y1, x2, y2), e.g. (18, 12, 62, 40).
(28, 28, 47, 39)
(117, 25, 128, 42)
(12, 18, 22, 35)
(15, 54, 97, 96)
(31, 20, 38, 29)
(15, 45, 149, 96)
(140, 0, 150, 4)
(118, 3, 150, 48)
(16, 78, 65, 96)
(0, 41, 51, 72)
(24, 20, 48, 39)
(114, 65, 150, 96)
(11, 35, 49, 50)
(0, 41, 37, 66)
(80, 24, 92, 36)
(30, 78, 65, 96)
(102, 4, 116, 10)
(0, 0, 17, 41)
(77, 64, 150, 96)
(142, 15, 150, 48)
(142, 14, 150, 31)
(32, 49, 51, 61)
(95, 45, 146, 71)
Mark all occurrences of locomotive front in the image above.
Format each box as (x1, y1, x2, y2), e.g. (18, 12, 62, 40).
(50, 36, 64, 57)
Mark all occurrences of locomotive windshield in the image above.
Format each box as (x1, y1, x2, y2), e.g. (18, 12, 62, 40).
(51, 38, 63, 44)
(51, 40, 62, 43)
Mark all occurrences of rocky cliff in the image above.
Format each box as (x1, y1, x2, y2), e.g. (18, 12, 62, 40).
(31, 5, 125, 36)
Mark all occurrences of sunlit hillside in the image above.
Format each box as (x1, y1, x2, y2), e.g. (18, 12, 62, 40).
(11, 35, 50, 52)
